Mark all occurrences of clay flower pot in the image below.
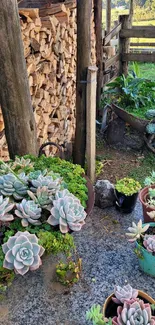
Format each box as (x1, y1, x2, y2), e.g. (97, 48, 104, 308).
(139, 185, 155, 223)
(103, 291, 155, 319)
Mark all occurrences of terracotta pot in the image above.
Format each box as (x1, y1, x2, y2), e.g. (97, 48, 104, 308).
(103, 291, 155, 318)
(139, 185, 155, 223)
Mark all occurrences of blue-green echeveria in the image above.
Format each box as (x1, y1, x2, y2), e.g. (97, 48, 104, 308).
(47, 190, 87, 233)
(0, 173, 28, 200)
(30, 174, 62, 196)
(15, 199, 42, 227)
(2, 231, 45, 275)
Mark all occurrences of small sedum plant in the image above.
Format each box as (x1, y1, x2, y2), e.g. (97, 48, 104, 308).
(115, 178, 141, 196)
(86, 304, 108, 325)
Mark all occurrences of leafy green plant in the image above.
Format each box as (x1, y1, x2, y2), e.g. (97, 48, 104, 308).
(38, 231, 75, 256)
(56, 258, 82, 286)
(115, 178, 141, 196)
(22, 155, 88, 208)
(144, 171, 155, 187)
(102, 73, 155, 119)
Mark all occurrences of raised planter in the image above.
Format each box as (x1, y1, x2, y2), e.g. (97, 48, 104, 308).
(139, 185, 155, 223)
(103, 291, 155, 318)
(112, 103, 149, 133)
(38, 142, 95, 216)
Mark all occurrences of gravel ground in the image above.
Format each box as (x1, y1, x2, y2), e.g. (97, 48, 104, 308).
(0, 201, 155, 325)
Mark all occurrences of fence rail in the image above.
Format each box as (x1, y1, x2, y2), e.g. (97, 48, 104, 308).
(102, 15, 155, 84)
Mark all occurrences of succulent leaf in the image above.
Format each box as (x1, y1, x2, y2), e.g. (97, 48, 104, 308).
(0, 173, 28, 200)
(113, 285, 138, 304)
(30, 174, 63, 197)
(112, 300, 155, 325)
(126, 220, 150, 242)
(143, 235, 155, 253)
(15, 199, 42, 226)
(0, 195, 14, 222)
(27, 186, 52, 209)
(47, 190, 87, 233)
(2, 231, 45, 275)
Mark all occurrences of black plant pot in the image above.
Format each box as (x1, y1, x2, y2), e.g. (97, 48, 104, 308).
(115, 190, 139, 214)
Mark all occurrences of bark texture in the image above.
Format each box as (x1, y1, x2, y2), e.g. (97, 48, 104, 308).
(0, 0, 38, 159)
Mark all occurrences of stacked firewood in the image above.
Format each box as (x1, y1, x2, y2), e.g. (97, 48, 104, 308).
(0, 1, 96, 160)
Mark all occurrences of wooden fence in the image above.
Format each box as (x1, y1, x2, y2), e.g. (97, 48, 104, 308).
(102, 15, 155, 84)
(102, 22, 121, 85)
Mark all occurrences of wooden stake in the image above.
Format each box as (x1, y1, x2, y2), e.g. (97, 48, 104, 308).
(86, 66, 98, 184)
(94, 0, 103, 116)
(73, 0, 92, 167)
(119, 15, 130, 76)
(106, 0, 111, 34)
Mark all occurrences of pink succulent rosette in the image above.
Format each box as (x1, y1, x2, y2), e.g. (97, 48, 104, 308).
(112, 300, 155, 325)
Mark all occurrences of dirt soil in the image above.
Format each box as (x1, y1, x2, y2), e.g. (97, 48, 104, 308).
(96, 140, 154, 184)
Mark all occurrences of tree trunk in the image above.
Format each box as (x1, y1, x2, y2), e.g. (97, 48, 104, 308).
(73, 0, 92, 167)
(0, 0, 38, 159)
(94, 0, 103, 116)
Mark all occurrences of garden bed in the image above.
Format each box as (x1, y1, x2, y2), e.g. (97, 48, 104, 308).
(0, 202, 155, 325)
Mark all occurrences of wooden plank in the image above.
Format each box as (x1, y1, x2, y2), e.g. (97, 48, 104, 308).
(86, 66, 97, 183)
(39, 1, 76, 17)
(119, 15, 131, 75)
(19, 8, 39, 18)
(130, 48, 155, 52)
(132, 26, 155, 30)
(103, 22, 122, 45)
(103, 53, 120, 70)
(130, 42, 155, 47)
(120, 28, 155, 38)
(122, 52, 155, 63)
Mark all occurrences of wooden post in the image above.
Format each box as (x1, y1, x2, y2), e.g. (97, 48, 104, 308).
(106, 0, 111, 34)
(73, 0, 92, 167)
(129, 0, 134, 26)
(119, 15, 131, 75)
(0, 0, 37, 159)
(86, 66, 98, 184)
(94, 0, 103, 116)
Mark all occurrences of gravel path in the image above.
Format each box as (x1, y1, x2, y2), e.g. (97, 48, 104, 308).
(0, 201, 155, 325)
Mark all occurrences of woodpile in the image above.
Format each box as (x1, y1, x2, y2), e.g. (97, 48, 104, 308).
(0, 1, 96, 160)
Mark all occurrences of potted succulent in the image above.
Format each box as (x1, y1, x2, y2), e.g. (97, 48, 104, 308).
(115, 178, 141, 213)
(139, 171, 155, 223)
(126, 220, 155, 277)
(86, 284, 155, 325)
